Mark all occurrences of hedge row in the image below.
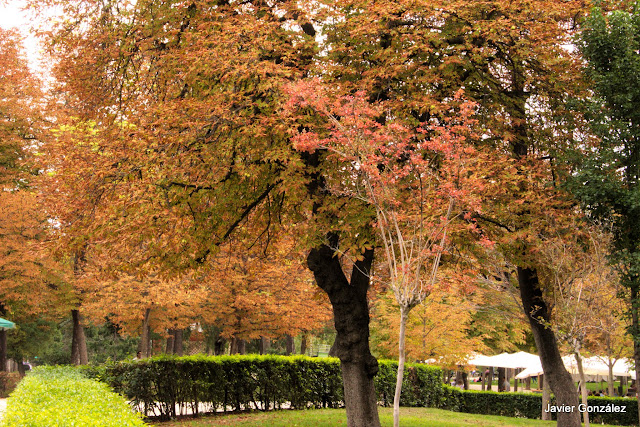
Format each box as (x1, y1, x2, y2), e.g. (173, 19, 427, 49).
(1, 366, 145, 427)
(440, 387, 638, 426)
(96, 355, 445, 420)
(94, 355, 639, 425)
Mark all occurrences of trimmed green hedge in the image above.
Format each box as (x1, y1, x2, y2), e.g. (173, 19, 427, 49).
(94, 355, 638, 425)
(375, 361, 447, 408)
(99, 355, 446, 420)
(441, 387, 638, 425)
(1, 366, 145, 427)
(102, 355, 345, 419)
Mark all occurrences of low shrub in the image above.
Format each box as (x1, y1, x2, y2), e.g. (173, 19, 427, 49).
(0, 372, 21, 398)
(442, 386, 637, 425)
(375, 361, 446, 408)
(95, 355, 638, 425)
(102, 355, 345, 419)
(101, 356, 445, 420)
(1, 366, 146, 427)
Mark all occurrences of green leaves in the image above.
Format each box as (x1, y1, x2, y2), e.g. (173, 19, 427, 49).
(1, 366, 146, 427)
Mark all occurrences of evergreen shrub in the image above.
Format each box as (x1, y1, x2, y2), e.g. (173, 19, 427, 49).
(97, 355, 638, 425)
(1, 366, 145, 427)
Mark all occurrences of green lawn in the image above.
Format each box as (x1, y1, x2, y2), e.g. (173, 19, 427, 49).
(153, 407, 615, 427)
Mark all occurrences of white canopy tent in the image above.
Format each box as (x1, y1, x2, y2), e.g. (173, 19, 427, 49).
(515, 356, 635, 381)
(468, 351, 541, 370)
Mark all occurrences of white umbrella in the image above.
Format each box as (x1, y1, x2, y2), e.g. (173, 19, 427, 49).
(469, 351, 540, 370)
(515, 356, 635, 380)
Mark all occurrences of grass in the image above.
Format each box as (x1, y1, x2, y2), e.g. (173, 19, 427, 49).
(153, 407, 597, 426)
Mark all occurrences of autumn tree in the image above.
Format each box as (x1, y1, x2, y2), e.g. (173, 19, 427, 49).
(286, 81, 488, 426)
(322, 1, 587, 424)
(540, 227, 621, 427)
(0, 27, 71, 370)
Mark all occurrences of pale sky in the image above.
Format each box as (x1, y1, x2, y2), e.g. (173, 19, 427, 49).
(0, 1, 48, 73)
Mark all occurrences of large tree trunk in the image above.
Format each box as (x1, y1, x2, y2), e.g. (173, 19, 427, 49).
(307, 238, 381, 427)
(300, 334, 307, 355)
(71, 309, 88, 365)
(137, 308, 151, 358)
(518, 267, 580, 427)
(393, 305, 410, 427)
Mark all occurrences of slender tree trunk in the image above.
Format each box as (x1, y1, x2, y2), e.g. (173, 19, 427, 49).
(166, 329, 175, 354)
(0, 330, 6, 372)
(214, 337, 225, 355)
(541, 377, 552, 421)
(71, 309, 88, 365)
(173, 329, 184, 356)
(518, 267, 580, 427)
(230, 337, 246, 355)
(237, 338, 246, 355)
(393, 305, 410, 427)
(487, 368, 493, 391)
(307, 239, 381, 427)
(300, 334, 308, 355)
(575, 352, 590, 427)
(137, 308, 151, 358)
(17, 360, 26, 376)
(607, 362, 615, 396)
(285, 334, 295, 355)
(481, 370, 486, 391)
(259, 336, 271, 355)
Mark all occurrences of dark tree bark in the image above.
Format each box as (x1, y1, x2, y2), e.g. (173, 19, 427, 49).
(173, 329, 184, 356)
(518, 267, 580, 426)
(259, 336, 271, 355)
(137, 308, 151, 358)
(498, 367, 506, 392)
(71, 309, 88, 365)
(0, 329, 6, 372)
(300, 334, 307, 355)
(17, 360, 26, 376)
(165, 329, 175, 354)
(487, 368, 493, 391)
(285, 334, 295, 355)
(214, 336, 226, 355)
(328, 339, 338, 357)
(307, 237, 380, 427)
(230, 337, 246, 355)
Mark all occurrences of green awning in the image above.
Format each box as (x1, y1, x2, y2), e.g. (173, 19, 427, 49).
(0, 317, 15, 330)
